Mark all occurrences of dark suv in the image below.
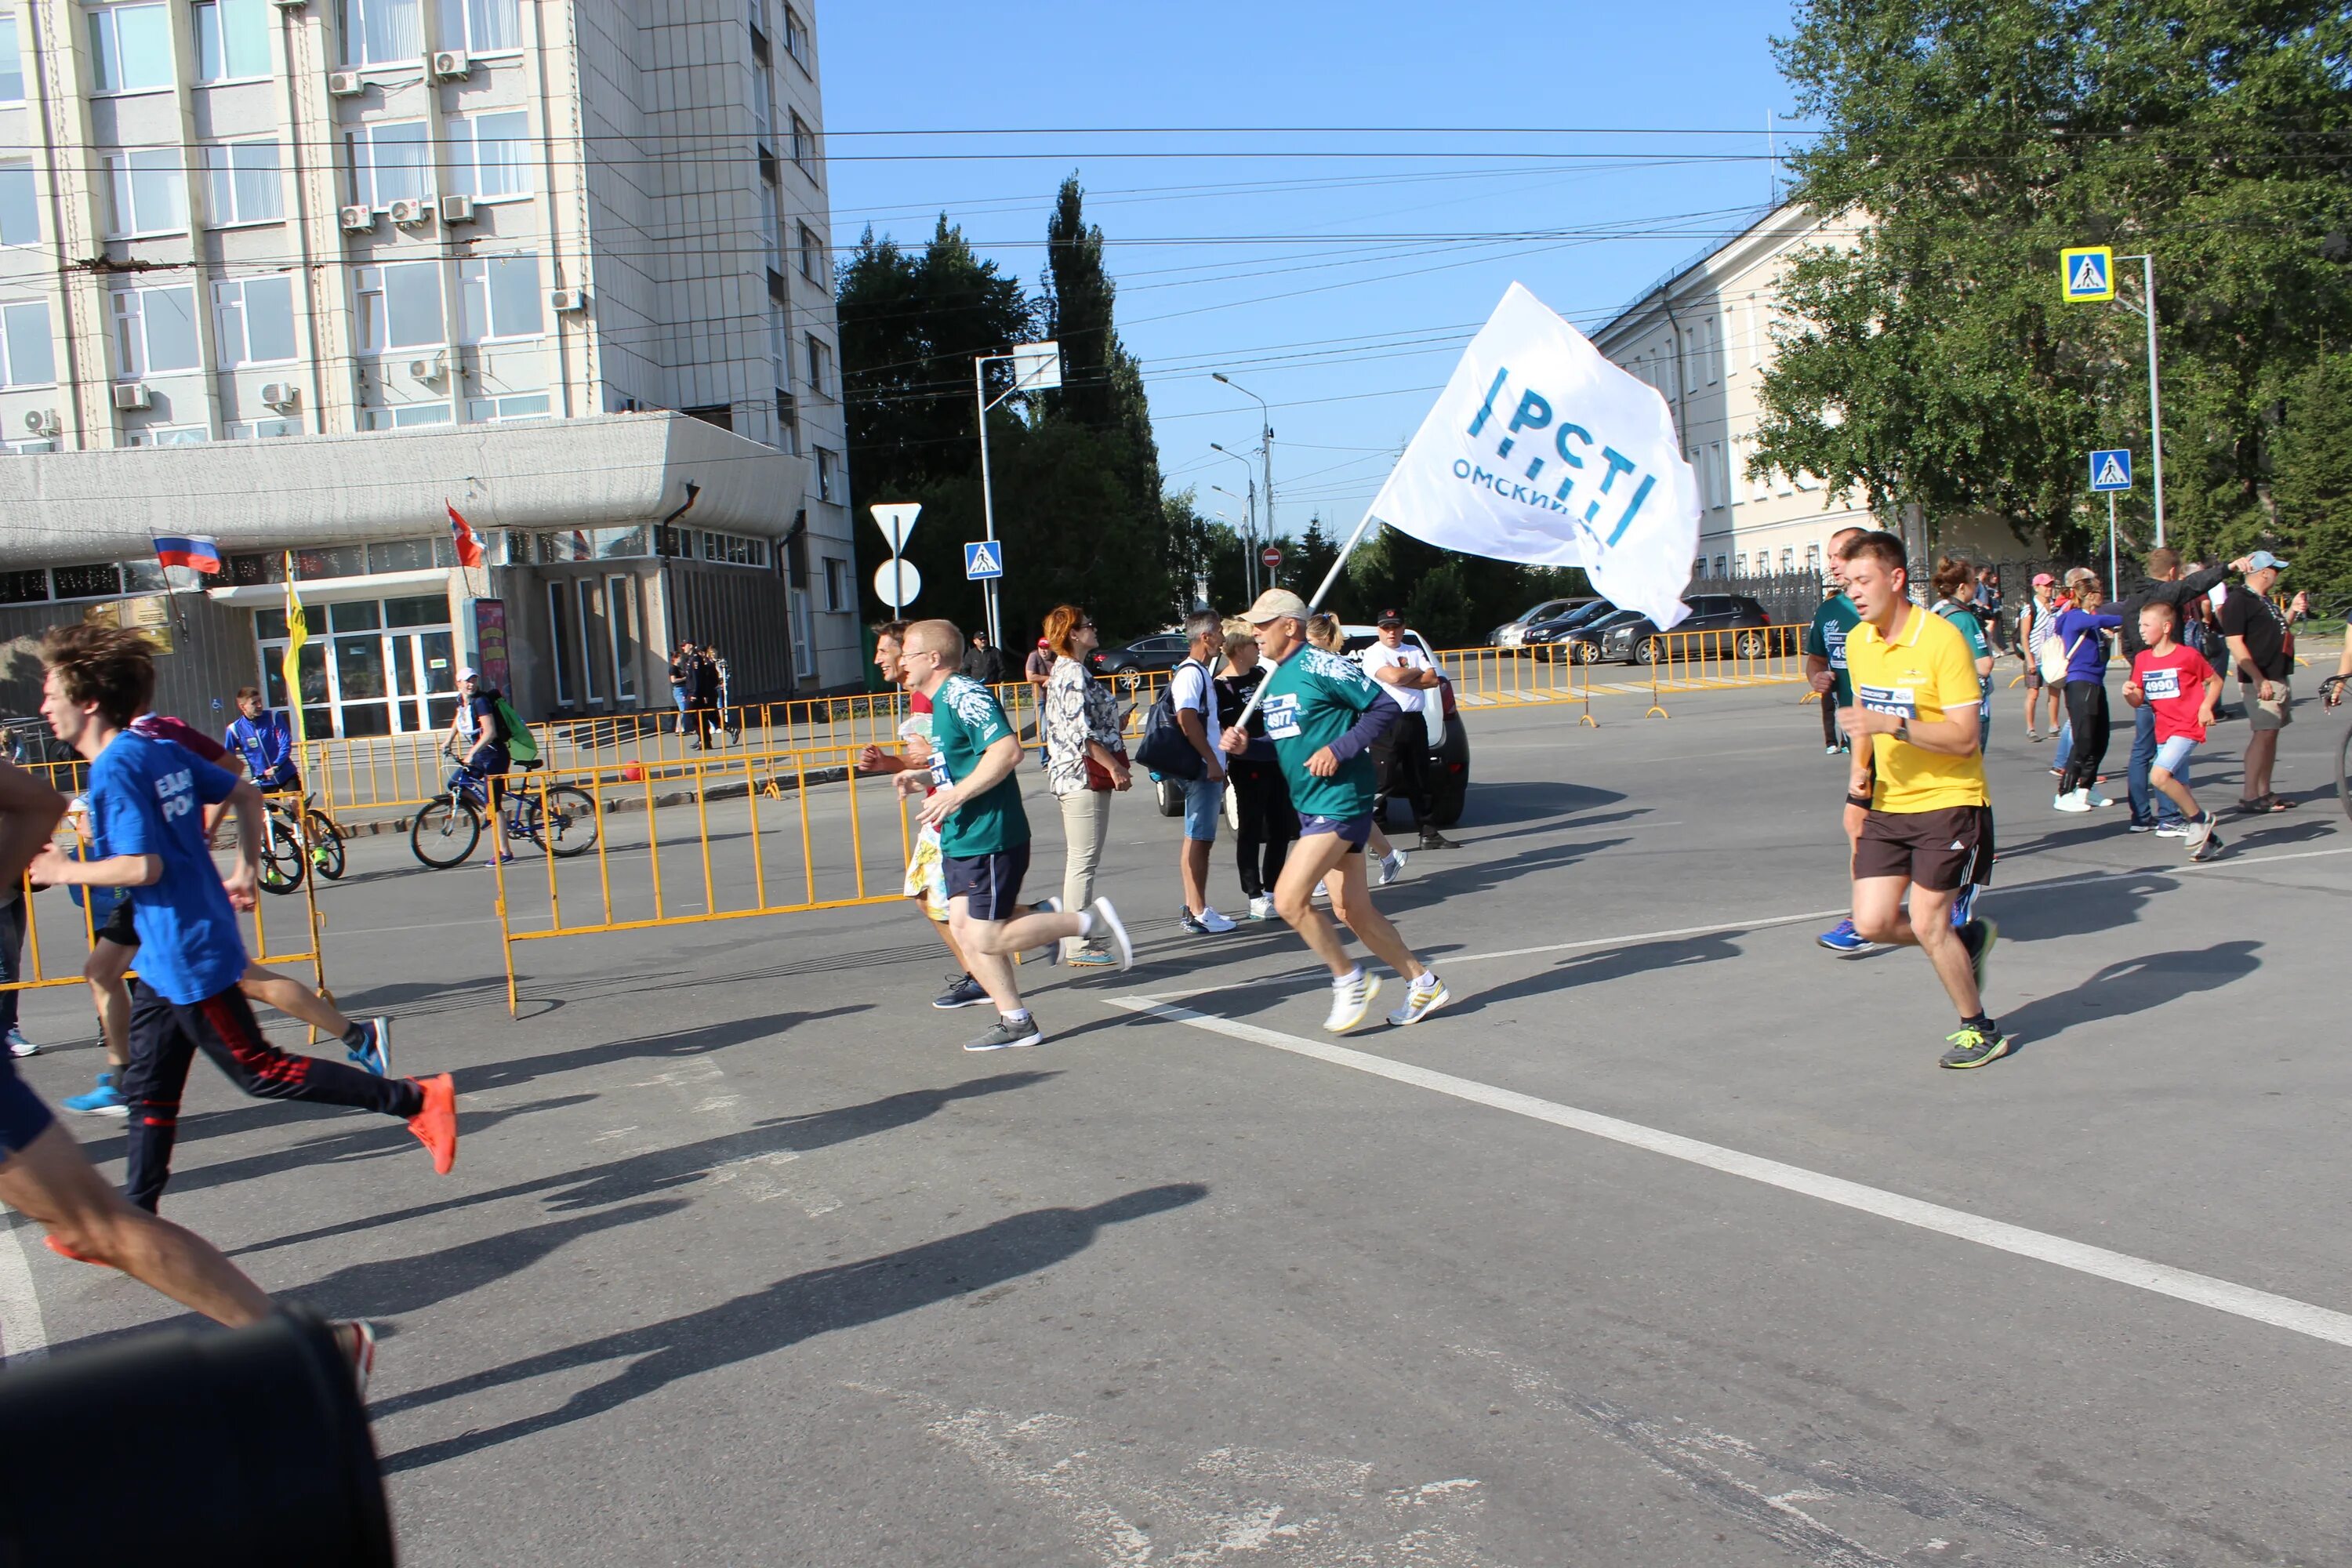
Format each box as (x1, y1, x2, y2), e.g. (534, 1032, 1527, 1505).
(1594, 593, 1787, 665)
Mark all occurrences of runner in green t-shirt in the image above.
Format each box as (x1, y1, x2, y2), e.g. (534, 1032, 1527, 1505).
(900, 620, 1131, 1051)
(1220, 590, 1448, 1033)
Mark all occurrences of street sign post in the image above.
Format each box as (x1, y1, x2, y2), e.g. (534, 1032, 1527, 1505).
(873, 558, 922, 615)
(2060, 246, 2115, 302)
(869, 502, 921, 555)
(2088, 449, 2132, 589)
(2063, 246, 2165, 546)
(974, 340, 1062, 648)
(1260, 546, 1283, 568)
(963, 541, 1005, 581)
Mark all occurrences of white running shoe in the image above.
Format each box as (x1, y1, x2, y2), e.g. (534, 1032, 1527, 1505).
(1386, 974, 1450, 1027)
(1323, 967, 1380, 1033)
(2084, 789, 2112, 808)
(2052, 789, 2091, 814)
(1088, 896, 1133, 971)
(1376, 849, 1407, 887)
(1247, 895, 1276, 921)
(1195, 906, 1239, 934)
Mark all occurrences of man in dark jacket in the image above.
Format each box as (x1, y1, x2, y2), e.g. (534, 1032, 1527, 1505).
(961, 631, 1006, 686)
(2115, 549, 2247, 832)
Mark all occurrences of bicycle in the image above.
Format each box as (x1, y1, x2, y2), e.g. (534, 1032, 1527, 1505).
(409, 757, 601, 869)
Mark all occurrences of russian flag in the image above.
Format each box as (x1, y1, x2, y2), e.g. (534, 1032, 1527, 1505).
(153, 535, 223, 575)
(447, 503, 486, 568)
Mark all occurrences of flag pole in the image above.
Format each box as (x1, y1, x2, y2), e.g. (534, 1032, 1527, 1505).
(149, 538, 191, 640)
(1225, 507, 1384, 735)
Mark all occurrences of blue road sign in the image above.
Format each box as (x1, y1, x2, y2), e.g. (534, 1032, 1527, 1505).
(964, 540, 1006, 580)
(2061, 246, 2115, 303)
(2089, 449, 2132, 492)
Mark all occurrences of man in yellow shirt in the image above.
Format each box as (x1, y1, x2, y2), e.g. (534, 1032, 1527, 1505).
(1837, 531, 2009, 1069)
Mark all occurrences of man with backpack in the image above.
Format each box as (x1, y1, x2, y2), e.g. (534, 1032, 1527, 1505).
(445, 666, 526, 866)
(1167, 612, 1236, 935)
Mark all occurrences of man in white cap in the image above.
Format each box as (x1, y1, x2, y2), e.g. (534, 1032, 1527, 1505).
(1219, 589, 1448, 1032)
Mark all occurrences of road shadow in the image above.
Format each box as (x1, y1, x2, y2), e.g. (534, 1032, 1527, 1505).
(2222, 815, 2337, 853)
(231, 1071, 1058, 1257)
(2002, 941, 2263, 1049)
(1435, 929, 1748, 1018)
(1983, 870, 2176, 943)
(1382, 836, 1631, 906)
(134, 1094, 596, 1198)
(372, 1183, 1208, 1472)
(289, 1198, 688, 1319)
(452, 1005, 872, 1096)
(1399, 779, 1625, 840)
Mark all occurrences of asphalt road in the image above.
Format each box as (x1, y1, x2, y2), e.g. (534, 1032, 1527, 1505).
(4, 655, 2348, 1567)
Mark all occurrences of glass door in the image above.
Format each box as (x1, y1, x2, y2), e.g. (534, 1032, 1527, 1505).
(385, 629, 460, 733)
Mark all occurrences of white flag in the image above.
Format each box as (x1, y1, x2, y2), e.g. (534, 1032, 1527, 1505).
(1367, 282, 1700, 629)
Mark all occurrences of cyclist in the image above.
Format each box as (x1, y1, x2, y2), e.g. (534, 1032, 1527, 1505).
(223, 687, 299, 794)
(442, 666, 513, 866)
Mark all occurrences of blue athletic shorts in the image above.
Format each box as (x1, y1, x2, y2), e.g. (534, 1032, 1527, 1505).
(2153, 735, 2197, 778)
(1296, 812, 1372, 853)
(1181, 775, 1224, 842)
(942, 842, 1030, 923)
(0, 1053, 55, 1160)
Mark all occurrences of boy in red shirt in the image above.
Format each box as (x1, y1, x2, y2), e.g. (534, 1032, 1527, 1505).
(2122, 601, 2225, 861)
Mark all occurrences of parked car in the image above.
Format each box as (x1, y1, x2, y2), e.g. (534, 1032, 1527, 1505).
(1559, 607, 1650, 663)
(1595, 593, 1788, 666)
(1520, 600, 1623, 661)
(1149, 623, 1472, 828)
(1488, 597, 1597, 648)
(1088, 630, 1192, 681)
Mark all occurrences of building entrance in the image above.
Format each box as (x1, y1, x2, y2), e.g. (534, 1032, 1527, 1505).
(256, 593, 459, 738)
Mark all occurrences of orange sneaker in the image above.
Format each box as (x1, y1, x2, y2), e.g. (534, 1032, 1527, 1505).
(406, 1073, 457, 1174)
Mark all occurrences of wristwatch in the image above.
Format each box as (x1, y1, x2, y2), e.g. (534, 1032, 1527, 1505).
(1895, 719, 1911, 744)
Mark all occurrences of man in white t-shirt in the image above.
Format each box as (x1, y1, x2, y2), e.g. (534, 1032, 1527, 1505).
(1171, 610, 1238, 934)
(1359, 611, 1455, 850)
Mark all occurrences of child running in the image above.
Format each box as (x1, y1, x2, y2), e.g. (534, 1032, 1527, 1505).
(2122, 601, 2226, 861)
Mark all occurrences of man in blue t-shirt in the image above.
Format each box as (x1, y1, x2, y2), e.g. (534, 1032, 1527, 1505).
(898, 619, 1131, 1053)
(30, 626, 457, 1214)
(223, 686, 299, 792)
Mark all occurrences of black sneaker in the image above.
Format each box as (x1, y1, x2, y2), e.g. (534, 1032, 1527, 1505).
(1417, 829, 1461, 850)
(1177, 908, 1209, 936)
(1940, 1024, 2015, 1069)
(964, 1015, 1044, 1051)
(932, 974, 989, 1010)
(1959, 917, 1998, 998)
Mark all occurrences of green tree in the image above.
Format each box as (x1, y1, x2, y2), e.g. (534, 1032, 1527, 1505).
(2270, 350, 2352, 612)
(1756, 0, 2352, 559)
(1042, 176, 1164, 546)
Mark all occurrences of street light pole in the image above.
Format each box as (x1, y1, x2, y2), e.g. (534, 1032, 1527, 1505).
(970, 341, 1062, 650)
(2115, 253, 2166, 549)
(1213, 372, 1275, 568)
(1207, 444, 1260, 599)
(974, 356, 1003, 648)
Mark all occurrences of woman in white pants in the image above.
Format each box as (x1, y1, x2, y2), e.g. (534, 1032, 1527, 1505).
(1040, 605, 1131, 964)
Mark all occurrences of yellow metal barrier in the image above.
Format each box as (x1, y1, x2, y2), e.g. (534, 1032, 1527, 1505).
(488, 741, 922, 1014)
(1439, 644, 1599, 727)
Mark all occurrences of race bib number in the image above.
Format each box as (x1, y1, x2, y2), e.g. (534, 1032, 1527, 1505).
(1824, 623, 1848, 668)
(2140, 667, 2180, 700)
(926, 750, 952, 789)
(1262, 692, 1301, 741)
(1856, 683, 1918, 718)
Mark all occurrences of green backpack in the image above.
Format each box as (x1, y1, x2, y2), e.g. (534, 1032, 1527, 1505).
(492, 695, 539, 761)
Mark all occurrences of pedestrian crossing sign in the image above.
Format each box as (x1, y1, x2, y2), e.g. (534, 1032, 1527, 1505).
(2089, 448, 2132, 492)
(963, 540, 1005, 580)
(2061, 246, 2116, 302)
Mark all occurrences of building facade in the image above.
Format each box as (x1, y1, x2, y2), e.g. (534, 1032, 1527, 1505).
(1592, 203, 2017, 590)
(0, 0, 858, 732)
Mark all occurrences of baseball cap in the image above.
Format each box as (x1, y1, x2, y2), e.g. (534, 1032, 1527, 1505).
(1375, 608, 1404, 626)
(2245, 550, 2290, 572)
(2031, 572, 2054, 586)
(456, 665, 478, 681)
(1242, 588, 1311, 625)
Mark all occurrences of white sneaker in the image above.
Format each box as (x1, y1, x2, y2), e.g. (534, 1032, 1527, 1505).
(2155, 822, 2190, 839)
(2084, 789, 2111, 808)
(1376, 849, 1408, 887)
(1087, 896, 1133, 971)
(1386, 974, 1450, 1027)
(5, 1026, 36, 1058)
(1247, 895, 1276, 921)
(1195, 906, 1238, 934)
(2053, 789, 2091, 814)
(1323, 967, 1380, 1033)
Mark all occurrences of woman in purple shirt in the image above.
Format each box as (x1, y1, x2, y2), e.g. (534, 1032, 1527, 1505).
(2052, 576, 2124, 811)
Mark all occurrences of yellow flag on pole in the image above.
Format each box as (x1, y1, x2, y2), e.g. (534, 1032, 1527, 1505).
(281, 552, 307, 753)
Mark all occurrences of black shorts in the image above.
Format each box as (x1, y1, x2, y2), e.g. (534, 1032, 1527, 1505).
(98, 897, 137, 949)
(1853, 805, 1994, 893)
(0, 1051, 53, 1158)
(942, 842, 1030, 923)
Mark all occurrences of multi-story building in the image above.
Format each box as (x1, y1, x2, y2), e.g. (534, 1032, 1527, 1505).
(0, 0, 857, 735)
(1593, 202, 2016, 593)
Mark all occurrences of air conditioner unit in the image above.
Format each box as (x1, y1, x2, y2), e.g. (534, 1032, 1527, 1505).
(430, 49, 470, 80)
(21, 408, 58, 437)
(438, 194, 476, 225)
(549, 289, 586, 313)
(339, 204, 375, 233)
(407, 354, 446, 382)
(388, 198, 431, 227)
(259, 383, 299, 411)
(270, 0, 307, 8)
(113, 383, 152, 412)
(327, 71, 363, 96)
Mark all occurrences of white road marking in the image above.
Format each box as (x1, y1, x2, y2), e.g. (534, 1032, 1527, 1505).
(0, 1210, 49, 1364)
(1107, 997, 2352, 1351)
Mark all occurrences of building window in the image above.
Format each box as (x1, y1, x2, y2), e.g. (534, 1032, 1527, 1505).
(0, 162, 34, 246)
(1780, 547, 1795, 572)
(1707, 441, 1726, 509)
(1805, 543, 1821, 574)
(804, 332, 831, 397)
(822, 557, 850, 612)
(111, 285, 200, 379)
(359, 401, 452, 430)
(606, 574, 638, 699)
(339, 0, 420, 65)
(797, 222, 823, 283)
(814, 445, 836, 502)
(354, 261, 444, 354)
(753, 67, 775, 145)
(0, 300, 53, 388)
(757, 180, 781, 258)
(446, 110, 530, 199)
(0, 16, 21, 103)
(194, 0, 272, 80)
(546, 581, 576, 706)
(789, 112, 815, 177)
(203, 138, 285, 226)
(90, 3, 172, 93)
(464, 390, 550, 423)
(782, 5, 808, 67)
(105, 149, 187, 238)
(459, 254, 543, 343)
(1734, 553, 1748, 577)
(213, 275, 298, 368)
(125, 425, 209, 447)
(775, 389, 797, 454)
(435, 0, 519, 53)
(1711, 555, 1726, 579)
(347, 121, 430, 209)
(228, 417, 302, 439)
(789, 588, 814, 679)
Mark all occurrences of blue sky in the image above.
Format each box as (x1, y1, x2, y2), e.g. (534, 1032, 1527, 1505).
(818, 0, 1809, 541)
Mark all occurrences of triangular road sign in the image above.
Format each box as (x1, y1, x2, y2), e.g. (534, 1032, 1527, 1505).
(2095, 456, 2126, 487)
(869, 502, 921, 555)
(2071, 255, 2107, 294)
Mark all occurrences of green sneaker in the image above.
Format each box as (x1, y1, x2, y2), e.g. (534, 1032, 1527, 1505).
(1959, 916, 1997, 1000)
(1939, 1024, 2015, 1069)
